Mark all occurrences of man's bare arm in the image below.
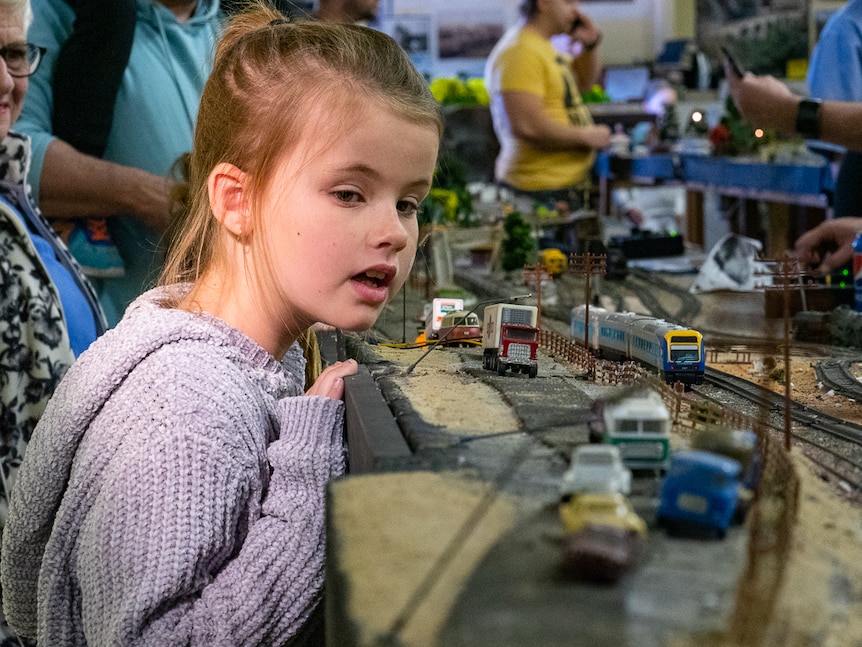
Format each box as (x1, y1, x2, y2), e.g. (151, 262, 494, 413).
(38, 139, 173, 232)
(502, 91, 611, 151)
(569, 13, 602, 92)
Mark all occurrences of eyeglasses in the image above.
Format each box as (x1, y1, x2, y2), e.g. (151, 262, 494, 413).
(0, 43, 46, 78)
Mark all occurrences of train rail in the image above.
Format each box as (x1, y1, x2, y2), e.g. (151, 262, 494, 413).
(624, 268, 702, 325)
(695, 368, 862, 497)
(453, 265, 862, 495)
(815, 358, 862, 403)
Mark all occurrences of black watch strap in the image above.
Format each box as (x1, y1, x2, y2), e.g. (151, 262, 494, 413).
(796, 98, 822, 139)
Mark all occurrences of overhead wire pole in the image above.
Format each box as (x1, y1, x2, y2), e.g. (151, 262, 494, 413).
(522, 264, 552, 330)
(765, 254, 800, 452)
(569, 251, 606, 376)
(778, 254, 801, 452)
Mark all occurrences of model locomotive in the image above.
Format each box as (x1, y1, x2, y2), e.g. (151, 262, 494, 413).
(571, 305, 705, 386)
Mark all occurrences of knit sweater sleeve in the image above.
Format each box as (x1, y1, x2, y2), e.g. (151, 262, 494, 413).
(69, 378, 346, 644)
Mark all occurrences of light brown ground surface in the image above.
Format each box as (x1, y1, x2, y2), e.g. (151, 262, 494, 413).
(330, 472, 516, 647)
(761, 454, 862, 647)
(709, 358, 862, 646)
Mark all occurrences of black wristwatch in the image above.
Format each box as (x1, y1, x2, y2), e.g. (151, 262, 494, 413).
(795, 98, 822, 139)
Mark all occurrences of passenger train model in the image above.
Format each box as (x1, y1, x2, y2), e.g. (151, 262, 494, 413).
(571, 305, 705, 386)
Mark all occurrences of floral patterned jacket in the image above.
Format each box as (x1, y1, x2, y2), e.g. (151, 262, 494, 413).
(0, 132, 105, 530)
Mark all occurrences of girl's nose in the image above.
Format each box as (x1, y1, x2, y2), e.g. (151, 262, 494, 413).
(375, 205, 410, 251)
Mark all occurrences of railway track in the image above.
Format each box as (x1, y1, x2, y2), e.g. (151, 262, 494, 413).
(815, 358, 862, 403)
(696, 368, 862, 497)
(624, 268, 702, 324)
(453, 265, 862, 494)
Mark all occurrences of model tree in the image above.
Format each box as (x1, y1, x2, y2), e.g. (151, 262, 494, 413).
(501, 211, 534, 273)
(660, 102, 680, 142)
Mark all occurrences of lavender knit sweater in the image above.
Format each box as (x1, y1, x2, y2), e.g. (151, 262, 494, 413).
(0, 285, 346, 645)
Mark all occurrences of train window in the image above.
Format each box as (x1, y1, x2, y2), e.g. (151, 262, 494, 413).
(670, 345, 700, 361)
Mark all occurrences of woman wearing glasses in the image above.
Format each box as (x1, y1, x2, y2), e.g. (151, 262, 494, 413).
(0, 3, 105, 639)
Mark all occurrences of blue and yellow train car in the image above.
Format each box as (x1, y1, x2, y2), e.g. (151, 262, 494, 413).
(571, 306, 705, 386)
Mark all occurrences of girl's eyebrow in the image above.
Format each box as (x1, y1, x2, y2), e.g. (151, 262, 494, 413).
(331, 163, 432, 189)
(333, 163, 379, 179)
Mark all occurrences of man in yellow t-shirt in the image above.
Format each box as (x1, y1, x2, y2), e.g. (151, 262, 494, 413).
(485, 0, 610, 206)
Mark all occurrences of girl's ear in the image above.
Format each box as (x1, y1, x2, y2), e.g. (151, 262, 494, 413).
(208, 162, 251, 238)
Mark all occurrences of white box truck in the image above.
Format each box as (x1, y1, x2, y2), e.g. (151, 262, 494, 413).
(481, 303, 539, 378)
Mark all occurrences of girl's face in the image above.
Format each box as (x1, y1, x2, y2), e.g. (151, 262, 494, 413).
(259, 104, 438, 333)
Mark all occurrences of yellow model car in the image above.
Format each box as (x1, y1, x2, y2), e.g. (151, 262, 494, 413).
(559, 492, 647, 537)
(539, 248, 568, 278)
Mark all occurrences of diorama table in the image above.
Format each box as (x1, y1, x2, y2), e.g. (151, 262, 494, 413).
(594, 151, 835, 257)
(681, 154, 834, 257)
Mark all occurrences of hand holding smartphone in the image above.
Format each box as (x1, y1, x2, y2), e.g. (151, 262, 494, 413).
(721, 45, 745, 78)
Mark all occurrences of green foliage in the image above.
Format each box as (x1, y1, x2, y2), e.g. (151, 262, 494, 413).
(580, 84, 610, 104)
(420, 151, 475, 227)
(501, 211, 534, 272)
(428, 76, 489, 107)
(710, 96, 771, 156)
(660, 103, 680, 142)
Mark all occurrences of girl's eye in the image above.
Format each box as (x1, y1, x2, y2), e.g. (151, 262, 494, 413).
(333, 190, 361, 204)
(396, 199, 419, 217)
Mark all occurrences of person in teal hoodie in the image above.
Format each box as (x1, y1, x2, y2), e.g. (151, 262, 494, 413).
(15, 0, 222, 326)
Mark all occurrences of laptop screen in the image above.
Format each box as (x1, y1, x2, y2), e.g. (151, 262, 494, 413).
(602, 66, 651, 103)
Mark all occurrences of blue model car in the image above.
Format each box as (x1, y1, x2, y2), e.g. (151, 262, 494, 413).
(656, 450, 742, 538)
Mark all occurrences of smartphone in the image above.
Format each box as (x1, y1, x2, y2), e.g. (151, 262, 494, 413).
(720, 45, 744, 78)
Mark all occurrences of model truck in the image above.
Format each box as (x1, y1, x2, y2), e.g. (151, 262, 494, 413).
(481, 303, 539, 378)
(424, 297, 464, 341)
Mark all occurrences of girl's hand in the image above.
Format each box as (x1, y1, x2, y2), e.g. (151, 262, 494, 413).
(305, 359, 358, 400)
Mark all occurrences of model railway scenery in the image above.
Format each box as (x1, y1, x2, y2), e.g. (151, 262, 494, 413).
(326, 241, 862, 646)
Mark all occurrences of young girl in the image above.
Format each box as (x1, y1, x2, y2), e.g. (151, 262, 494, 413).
(1, 5, 442, 644)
